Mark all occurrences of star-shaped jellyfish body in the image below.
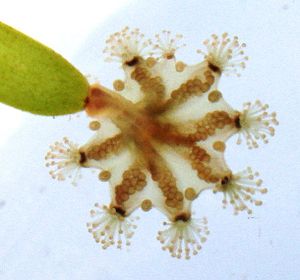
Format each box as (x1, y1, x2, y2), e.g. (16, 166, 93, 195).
(46, 28, 278, 259)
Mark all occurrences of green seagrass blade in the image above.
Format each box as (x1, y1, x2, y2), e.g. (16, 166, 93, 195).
(0, 21, 89, 116)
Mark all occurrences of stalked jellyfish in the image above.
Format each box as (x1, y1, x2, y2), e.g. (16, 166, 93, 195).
(45, 27, 278, 259)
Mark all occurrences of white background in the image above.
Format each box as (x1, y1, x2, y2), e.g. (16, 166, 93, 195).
(0, 0, 299, 279)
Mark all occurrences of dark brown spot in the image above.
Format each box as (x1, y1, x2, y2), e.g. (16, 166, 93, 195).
(174, 212, 191, 222)
(79, 152, 87, 164)
(208, 62, 221, 73)
(221, 176, 229, 185)
(84, 96, 90, 106)
(114, 206, 126, 217)
(165, 53, 174, 59)
(234, 115, 241, 128)
(125, 56, 139, 66)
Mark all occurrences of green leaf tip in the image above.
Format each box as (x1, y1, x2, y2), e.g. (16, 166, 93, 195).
(0, 21, 89, 116)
